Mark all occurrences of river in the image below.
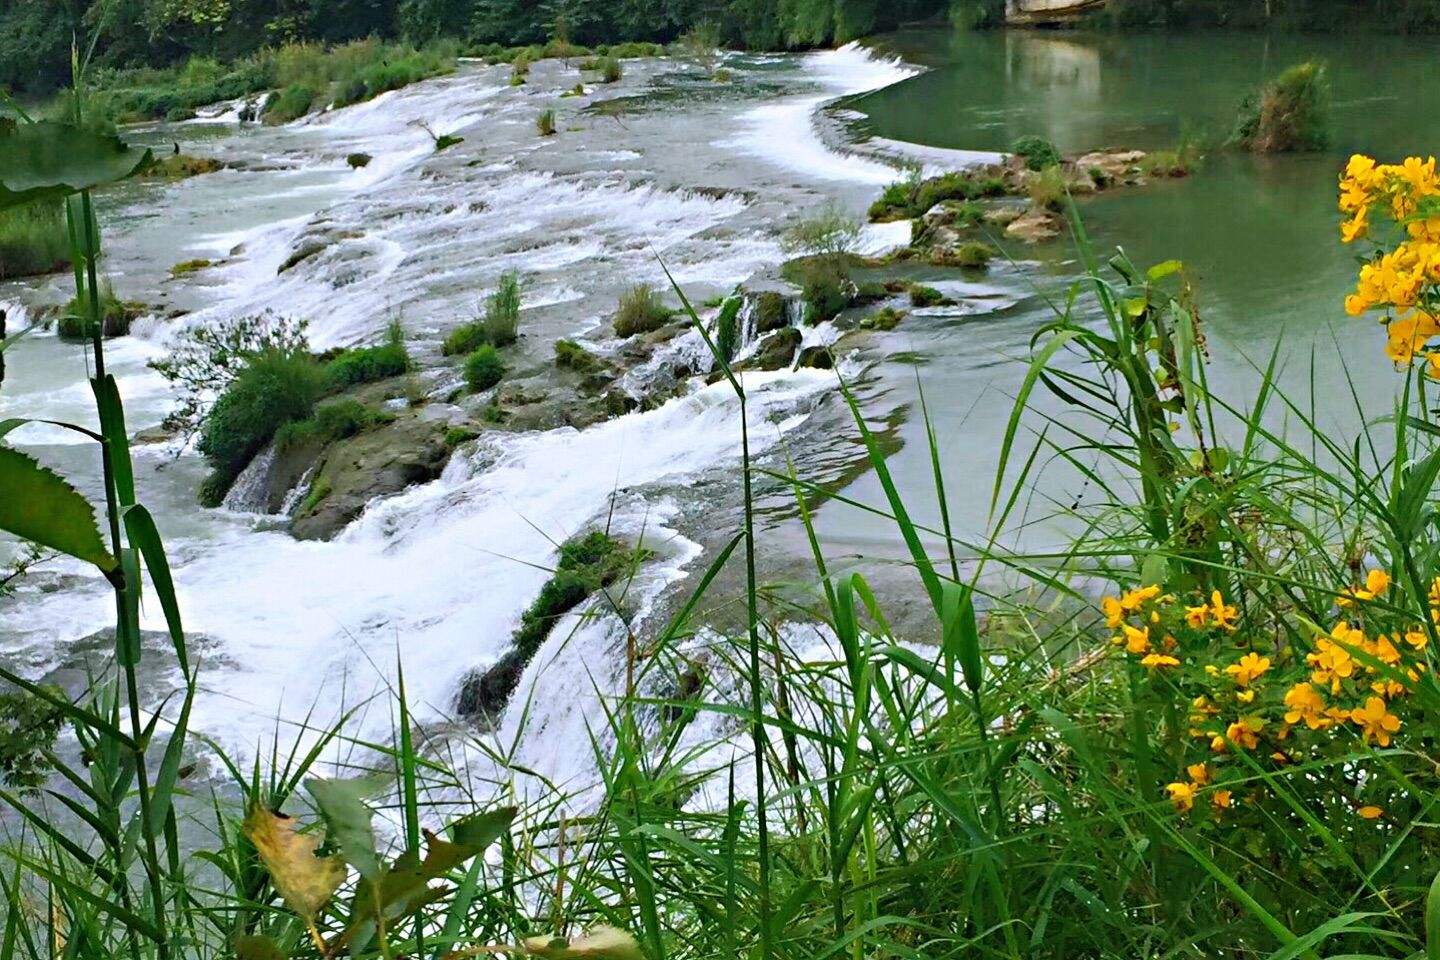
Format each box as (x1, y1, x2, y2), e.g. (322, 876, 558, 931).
(0, 28, 1427, 800)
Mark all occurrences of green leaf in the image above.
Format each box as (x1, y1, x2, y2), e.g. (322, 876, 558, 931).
(0, 121, 153, 210)
(1146, 259, 1182, 281)
(1426, 868, 1440, 960)
(0, 445, 116, 572)
(941, 583, 982, 696)
(234, 934, 288, 960)
(305, 774, 389, 880)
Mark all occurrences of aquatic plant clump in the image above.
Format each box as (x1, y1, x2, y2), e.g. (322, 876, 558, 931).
(1232, 60, 1330, 153)
(324, 321, 412, 386)
(613, 283, 674, 336)
(56, 284, 139, 340)
(1011, 134, 1062, 171)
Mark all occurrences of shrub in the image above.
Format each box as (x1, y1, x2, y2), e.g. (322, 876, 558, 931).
(781, 205, 862, 259)
(910, 284, 947, 307)
(325, 321, 411, 387)
(347, 152, 372, 169)
(933, 240, 996, 269)
(0, 198, 68, 281)
(1011, 135, 1062, 171)
(443, 272, 522, 355)
(1026, 165, 1069, 211)
(1232, 61, 1330, 153)
(861, 306, 905, 331)
(57, 284, 136, 340)
(463, 345, 506, 392)
(613, 284, 673, 337)
(263, 83, 318, 124)
(595, 56, 622, 83)
(277, 398, 394, 449)
(783, 257, 852, 324)
(196, 349, 327, 504)
(511, 55, 531, 85)
(170, 258, 212, 277)
(537, 108, 556, 136)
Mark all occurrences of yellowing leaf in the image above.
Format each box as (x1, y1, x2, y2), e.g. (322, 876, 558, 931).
(523, 926, 644, 960)
(242, 805, 344, 921)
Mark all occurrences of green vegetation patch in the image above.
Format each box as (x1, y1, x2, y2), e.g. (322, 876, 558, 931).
(1232, 61, 1331, 153)
(324, 322, 412, 387)
(444, 272, 522, 356)
(56, 285, 141, 340)
(613, 284, 674, 337)
(464, 345, 506, 392)
(0, 198, 69, 282)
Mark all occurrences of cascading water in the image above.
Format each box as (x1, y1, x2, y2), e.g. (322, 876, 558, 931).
(0, 43, 923, 806)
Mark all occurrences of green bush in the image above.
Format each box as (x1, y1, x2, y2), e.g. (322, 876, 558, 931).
(1026, 165, 1069, 211)
(614, 284, 673, 337)
(325, 322, 411, 387)
(537, 108, 556, 136)
(1232, 61, 1331, 153)
(782, 257, 851, 325)
(1011, 135, 1062, 171)
(277, 398, 394, 449)
(263, 83, 319, 124)
(196, 349, 327, 504)
(0, 198, 68, 282)
(910, 284, 947, 307)
(932, 240, 996, 269)
(464, 345, 506, 392)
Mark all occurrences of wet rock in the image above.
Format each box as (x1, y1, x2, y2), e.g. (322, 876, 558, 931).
(736, 327, 801, 372)
(1006, 207, 1064, 243)
(289, 414, 450, 541)
(276, 228, 363, 275)
(797, 344, 835, 369)
(131, 423, 182, 446)
(347, 152, 373, 169)
(752, 291, 790, 334)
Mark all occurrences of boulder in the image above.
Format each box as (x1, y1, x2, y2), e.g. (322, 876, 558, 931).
(797, 344, 835, 369)
(1073, 149, 1148, 186)
(1006, 207, 1064, 243)
(737, 327, 801, 372)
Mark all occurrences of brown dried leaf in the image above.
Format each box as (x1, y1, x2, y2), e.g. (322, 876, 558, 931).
(243, 804, 344, 921)
(522, 926, 643, 960)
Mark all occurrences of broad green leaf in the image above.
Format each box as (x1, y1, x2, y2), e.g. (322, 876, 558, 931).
(242, 805, 344, 921)
(305, 774, 389, 880)
(0, 445, 116, 572)
(523, 926, 644, 960)
(1147, 259, 1183, 281)
(0, 121, 153, 210)
(1427, 868, 1440, 960)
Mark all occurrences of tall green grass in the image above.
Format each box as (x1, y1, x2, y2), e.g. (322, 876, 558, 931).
(0, 198, 68, 280)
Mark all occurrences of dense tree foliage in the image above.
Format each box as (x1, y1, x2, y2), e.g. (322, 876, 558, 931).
(5, 0, 1440, 95)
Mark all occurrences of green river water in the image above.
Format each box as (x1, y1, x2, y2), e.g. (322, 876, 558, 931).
(812, 27, 1440, 559)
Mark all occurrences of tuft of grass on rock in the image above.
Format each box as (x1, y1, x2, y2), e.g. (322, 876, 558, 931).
(613, 284, 673, 337)
(463, 345, 506, 392)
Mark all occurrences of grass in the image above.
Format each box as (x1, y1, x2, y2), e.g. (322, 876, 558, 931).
(444, 272, 522, 355)
(1011, 133, 1061, 171)
(1026, 164, 1069, 211)
(555, 338, 601, 372)
(595, 55, 623, 83)
(0, 198, 69, 280)
(275, 397, 395, 448)
(930, 239, 995, 268)
(870, 168, 1011, 222)
(537, 107, 556, 136)
(781, 255, 852, 324)
(613, 283, 674, 336)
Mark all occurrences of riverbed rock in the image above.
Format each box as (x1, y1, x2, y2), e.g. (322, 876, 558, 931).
(1073, 149, 1148, 186)
(797, 344, 835, 369)
(1005, 207, 1064, 243)
(289, 413, 451, 541)
(752, 290, 791, 334)
(736, 327, 801, 372)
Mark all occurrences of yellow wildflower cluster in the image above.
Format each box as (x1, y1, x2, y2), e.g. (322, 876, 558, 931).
(1339, 155, 1440, 369)
(1101, 571, 1435, 820)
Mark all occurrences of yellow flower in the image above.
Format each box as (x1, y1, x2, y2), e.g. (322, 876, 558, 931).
(1165, 781, 1196, 813)
(1122, 624, 1151, 655)
(1372, 678, 1408, 699)
(1224, 716, 1264, 751)
(1358, 805, 1384, 820)
(1236, 689, 1256, 703)
(1283, 682, 1331, 730)
(1365, 569, 1392, 596)
(1211, 789, 1233, 811)
(1141, 653, 1180, 670)
(1350, 696, 1401, 746)
(1309, 634, 1357, 693)
(1186, 763, 1210, 785)
(1101, 595, 1125, 629)
(1184, 604, 1210, 629)
(1224, 652, 1271, 687)
(1120, 585, 1161, 611)
(1367, 633, 1402, 667)
(1209, 591, 1238, 630)
(1404, 628, 1429, 651)
(1341, 206, 1369, 243)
